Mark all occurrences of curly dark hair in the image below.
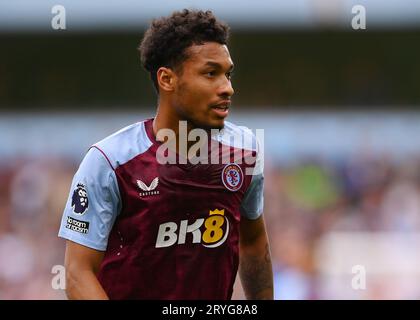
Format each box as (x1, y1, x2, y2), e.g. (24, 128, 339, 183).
(139, 9, 230, 92)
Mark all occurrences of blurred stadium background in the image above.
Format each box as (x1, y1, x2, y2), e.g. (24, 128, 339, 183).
(1, 0, 420, 299)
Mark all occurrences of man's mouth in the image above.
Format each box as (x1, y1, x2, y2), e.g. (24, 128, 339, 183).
(212, 105, 229, 111)
(210, 101, 231, 118)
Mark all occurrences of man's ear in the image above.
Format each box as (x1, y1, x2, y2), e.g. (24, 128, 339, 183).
(156, 67, 176, 92)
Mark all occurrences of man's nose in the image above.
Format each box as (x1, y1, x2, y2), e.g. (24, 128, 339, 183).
(219, 77, 234, 98)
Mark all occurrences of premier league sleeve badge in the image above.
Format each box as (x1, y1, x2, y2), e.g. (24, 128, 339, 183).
(71, 183, 89, 215)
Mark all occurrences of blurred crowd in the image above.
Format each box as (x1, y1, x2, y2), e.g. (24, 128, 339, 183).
(1, 151, 420, 299)
(262, 153, 420, 299)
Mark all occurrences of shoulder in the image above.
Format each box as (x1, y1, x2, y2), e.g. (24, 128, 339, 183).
(216, 120, 258, 152)
(92, 120, 153, 169)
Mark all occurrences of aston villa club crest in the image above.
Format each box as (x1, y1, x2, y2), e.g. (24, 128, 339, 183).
(71, 183, 89, 215)
(221, 163, 243, 192)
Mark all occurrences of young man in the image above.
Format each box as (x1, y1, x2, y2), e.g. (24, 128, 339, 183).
(58, 9, 273, 300)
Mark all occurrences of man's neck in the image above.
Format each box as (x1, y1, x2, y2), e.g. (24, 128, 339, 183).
(152, 106, 185, 139)
(152, 102, 208, 159)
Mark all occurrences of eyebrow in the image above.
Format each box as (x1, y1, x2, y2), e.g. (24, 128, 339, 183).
(204, 61, 234, 71)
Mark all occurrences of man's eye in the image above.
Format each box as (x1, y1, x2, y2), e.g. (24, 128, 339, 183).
(206, 71, 216, 77)
(226, 72, 234, 80)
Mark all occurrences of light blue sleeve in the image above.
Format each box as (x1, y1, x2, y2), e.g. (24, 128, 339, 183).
(240, 173, 264, 220)
(240, 131, 264, 220)
(58, 147, 121, 251)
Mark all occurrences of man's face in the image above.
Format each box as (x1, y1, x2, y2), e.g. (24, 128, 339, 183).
(171, 42, 235, 130)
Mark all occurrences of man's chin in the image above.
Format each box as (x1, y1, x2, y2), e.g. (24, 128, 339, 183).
(206, 119, 225, 130)
(192, 118, 225, 131)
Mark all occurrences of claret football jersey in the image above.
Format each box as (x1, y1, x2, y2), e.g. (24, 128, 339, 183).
(58, 118, 264, 299)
